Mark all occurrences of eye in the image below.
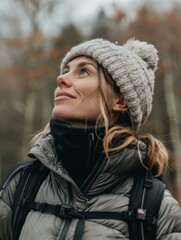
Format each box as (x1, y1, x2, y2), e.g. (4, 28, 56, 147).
(62, 68, 69, 75)
(80, 68, 89, 75)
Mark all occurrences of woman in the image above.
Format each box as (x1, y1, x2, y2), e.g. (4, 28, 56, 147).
(0, 38, 181, 239)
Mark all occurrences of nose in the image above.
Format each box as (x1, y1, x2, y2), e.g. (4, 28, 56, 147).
(56, 74, 72, 88)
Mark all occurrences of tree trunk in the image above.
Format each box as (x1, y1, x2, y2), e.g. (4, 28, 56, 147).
(163, 57, 181, 203)
(21, 81, 38, 156)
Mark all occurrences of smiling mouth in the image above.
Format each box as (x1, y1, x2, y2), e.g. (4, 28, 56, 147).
(55, 95, 74, 100)
(55, 91, 76, 101)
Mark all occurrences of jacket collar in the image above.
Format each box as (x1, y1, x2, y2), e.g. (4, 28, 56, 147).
(49, 119, 106, 189)
(28, 126, 147, 196)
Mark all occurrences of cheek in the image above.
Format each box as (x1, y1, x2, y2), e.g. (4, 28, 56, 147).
(80, 83, 99, 98)
(84, 90, 101, 114)
(82, 89, 99, 107)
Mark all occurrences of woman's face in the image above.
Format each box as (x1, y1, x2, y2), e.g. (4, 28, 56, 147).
(52, 56, 117, 127)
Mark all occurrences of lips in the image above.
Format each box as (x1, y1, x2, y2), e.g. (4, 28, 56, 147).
(55, 91, 76, 101)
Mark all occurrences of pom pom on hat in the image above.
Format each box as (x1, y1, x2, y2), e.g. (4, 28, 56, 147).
(123, 38, 159, 71)
(61, 38, 159, 130)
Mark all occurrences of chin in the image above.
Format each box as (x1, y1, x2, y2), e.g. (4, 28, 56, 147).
(52, 108, 71, 122)
(52, 108, 61, 121)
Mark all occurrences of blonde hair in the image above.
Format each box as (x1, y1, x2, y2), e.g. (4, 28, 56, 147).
(29, 123, 50, 148)
(96, 66, 168, 176)
(30, 63, 168, 176)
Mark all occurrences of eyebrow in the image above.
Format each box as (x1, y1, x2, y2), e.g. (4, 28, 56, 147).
(66, 61, 98, 70)
(78, 62, 98, 69)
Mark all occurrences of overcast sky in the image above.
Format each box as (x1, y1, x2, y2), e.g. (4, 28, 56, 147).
(41, 0, 180, 36)
(60, 0, 179, 20)
(42, 0, 143, 36)
(0, 0, 181, 37)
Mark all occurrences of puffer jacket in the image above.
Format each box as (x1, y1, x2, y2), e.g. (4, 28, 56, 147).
(0, 133, 181, 240)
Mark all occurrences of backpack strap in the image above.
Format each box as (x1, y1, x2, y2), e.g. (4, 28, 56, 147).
(0, 160, 35, 194)
(16, 200, 134, 220)
(10, 165, 165, 240)
(16, 170, 164, 240)
(12, 160, 50, 240)
(16, 199, 136, 240)
(128, 170, 166, 240)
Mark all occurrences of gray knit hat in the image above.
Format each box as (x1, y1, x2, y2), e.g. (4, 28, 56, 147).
(61, 38, 159, 130)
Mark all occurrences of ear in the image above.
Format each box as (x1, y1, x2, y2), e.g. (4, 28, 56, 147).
(112, 97, 128, 113)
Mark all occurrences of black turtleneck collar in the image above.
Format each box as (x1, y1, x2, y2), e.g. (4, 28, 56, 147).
(50, 118, 106, 189)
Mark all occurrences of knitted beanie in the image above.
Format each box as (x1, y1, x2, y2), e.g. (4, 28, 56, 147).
(60, 38, 159, 130)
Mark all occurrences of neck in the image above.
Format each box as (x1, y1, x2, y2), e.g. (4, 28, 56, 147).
(54, 117, 98, 128)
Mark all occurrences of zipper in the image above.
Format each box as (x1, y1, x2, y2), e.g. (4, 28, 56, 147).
(59, 182, 73, 240)
(80, 159, 105, 194)
(87, 133, 95, 167)
(80, 132, 105, 194)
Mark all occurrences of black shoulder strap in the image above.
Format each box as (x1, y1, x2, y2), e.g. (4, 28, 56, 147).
(10, 165, 165, 240)
(12, 160, 50, 240)
(128, 171, 166, 240)
(0, 160, 34, 193)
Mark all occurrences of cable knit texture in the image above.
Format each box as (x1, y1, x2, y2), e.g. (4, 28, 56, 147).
(61, 38, 159, 130)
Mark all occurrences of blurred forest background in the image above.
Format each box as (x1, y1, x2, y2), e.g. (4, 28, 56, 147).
(0, 0, 181, 203)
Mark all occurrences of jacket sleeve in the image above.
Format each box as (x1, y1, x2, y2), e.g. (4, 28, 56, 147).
(156, 190, 181, 240)
(0, 198, 12, 240)
(0, 168, 22, 240)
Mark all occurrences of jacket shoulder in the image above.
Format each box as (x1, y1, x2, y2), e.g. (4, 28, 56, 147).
(0, 160, 36, 240)
(156, 190, 181, 239)
(0, 160, 36, 207)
